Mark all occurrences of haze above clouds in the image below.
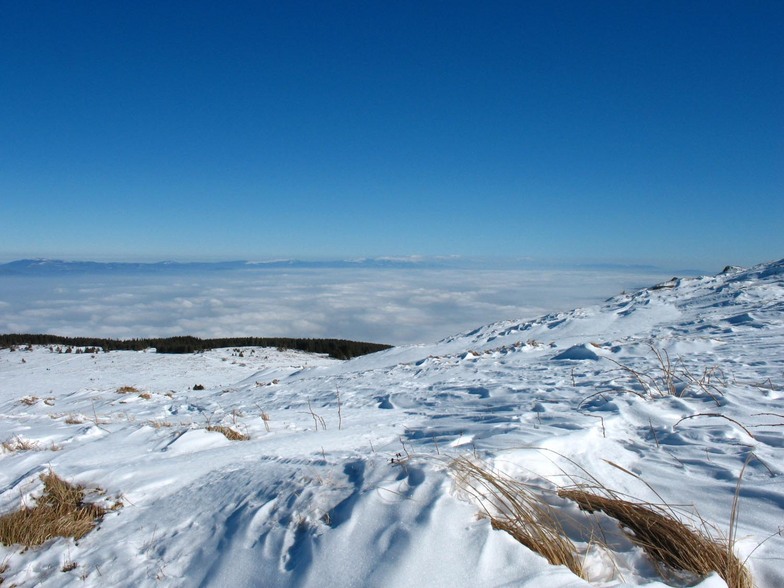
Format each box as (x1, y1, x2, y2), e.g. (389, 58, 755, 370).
(0, 265, 680, 345)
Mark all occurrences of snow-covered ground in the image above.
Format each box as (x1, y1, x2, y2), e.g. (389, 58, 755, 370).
(1, 259, 782, 587)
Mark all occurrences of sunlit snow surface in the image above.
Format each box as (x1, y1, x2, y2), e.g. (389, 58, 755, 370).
(1, 260, 782, 587)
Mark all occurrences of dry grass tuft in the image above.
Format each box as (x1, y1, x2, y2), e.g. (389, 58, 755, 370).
(0, 472, 108, 547)
(558, 488, 751, 588)
(138, 393, 152, 400)
(64, 415, 84, 425)
(261, 411, 271, 432)
(116, 386, 139, 394)
(206, 425, 250, 441)
(1, 436, 42, 453)
(602, 345, 725, 405)
(147, 419, 173, 429)
(450, 456, 584, 578)
(19, 396, 39, 406)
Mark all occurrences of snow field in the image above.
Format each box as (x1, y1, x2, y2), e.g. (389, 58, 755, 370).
(0, 260, 783, 586)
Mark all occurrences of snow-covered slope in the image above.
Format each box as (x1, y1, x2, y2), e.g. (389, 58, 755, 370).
(1, 259, 782, 587)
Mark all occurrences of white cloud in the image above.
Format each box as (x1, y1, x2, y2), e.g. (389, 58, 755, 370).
(0, 267, 676, 345)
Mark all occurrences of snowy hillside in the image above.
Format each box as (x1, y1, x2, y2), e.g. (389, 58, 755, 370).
(1, 259, 782, 587)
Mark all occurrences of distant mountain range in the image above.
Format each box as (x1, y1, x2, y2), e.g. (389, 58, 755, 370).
(0, 257, 678, 276)
(0, 257, 442, 275)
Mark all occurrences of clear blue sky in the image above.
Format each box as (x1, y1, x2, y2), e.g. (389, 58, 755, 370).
(2, 1, 782, 268)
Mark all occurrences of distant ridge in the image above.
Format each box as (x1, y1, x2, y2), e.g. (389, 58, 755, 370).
(0, 257, 687, 276)
(0, 258, 443, 275)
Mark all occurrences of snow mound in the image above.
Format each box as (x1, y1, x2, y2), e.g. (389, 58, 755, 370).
(552, 344, 601, 361)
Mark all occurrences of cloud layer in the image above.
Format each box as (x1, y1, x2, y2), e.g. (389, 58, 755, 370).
(0, 267, 677, 345)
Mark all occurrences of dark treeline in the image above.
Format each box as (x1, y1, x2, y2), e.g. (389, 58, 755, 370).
(0, 334, 391, 360)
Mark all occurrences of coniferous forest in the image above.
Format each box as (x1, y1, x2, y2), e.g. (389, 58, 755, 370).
(0, 334, 391, 360)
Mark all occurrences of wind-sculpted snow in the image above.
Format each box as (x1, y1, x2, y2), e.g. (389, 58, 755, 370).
(0, 259, 782, 586)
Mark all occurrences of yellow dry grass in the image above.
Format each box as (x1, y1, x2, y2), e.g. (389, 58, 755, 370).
(206, 425, 250, 441)
(1, 436, 41, 453)
(0, 472, 108, 547)
(147, 419, 173, 428)
(450, 456, 584, 578)
(558, 488, 751, 588)
(116, 386, 139, 394)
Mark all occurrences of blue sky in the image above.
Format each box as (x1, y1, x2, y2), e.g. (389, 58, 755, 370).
(2, 1, 782, 268)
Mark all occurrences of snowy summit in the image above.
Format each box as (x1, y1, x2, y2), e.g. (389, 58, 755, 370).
(1, 259, 783, 587)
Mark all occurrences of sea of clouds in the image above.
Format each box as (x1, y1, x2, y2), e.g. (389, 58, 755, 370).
(0, 265, 683, 345)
